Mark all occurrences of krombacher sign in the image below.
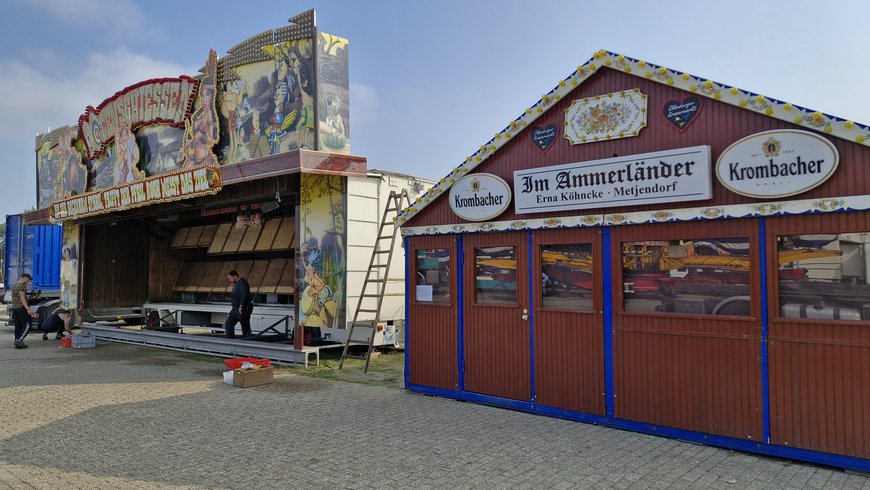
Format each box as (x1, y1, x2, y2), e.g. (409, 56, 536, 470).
(449, 173, 512, 221)
(513, 146, 712, 214)
(716, 130, 839, 198)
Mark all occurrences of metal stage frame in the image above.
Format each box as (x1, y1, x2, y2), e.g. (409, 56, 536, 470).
(82, 323, 319, 366)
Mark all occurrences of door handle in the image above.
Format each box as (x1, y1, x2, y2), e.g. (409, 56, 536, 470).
(522, 309, 529, 321)
(522, 314, 529, 321)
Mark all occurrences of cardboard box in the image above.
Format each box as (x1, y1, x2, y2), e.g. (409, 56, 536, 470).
(231, 365, 273, 388)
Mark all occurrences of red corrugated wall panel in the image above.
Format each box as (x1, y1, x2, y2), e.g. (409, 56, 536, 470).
(611, 219, 763, 440)
(767, 212, 870, 459)
(532, 228, 605, 414)
(463, 232, 531, 401)
(407, 235, 459, 390)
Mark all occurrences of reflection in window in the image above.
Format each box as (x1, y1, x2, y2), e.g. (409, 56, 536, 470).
(541, 244, 593, 310)
(475, 246, 517, 304)
(778, 233, 870, 322)
(622, 238, 751, 316)
(416, 249, 450, 303)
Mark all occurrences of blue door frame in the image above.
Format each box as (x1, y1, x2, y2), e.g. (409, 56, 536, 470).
(404, 223, 870, 473)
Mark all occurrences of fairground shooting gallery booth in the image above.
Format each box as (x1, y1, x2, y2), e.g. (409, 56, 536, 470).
(400, 50, 870, 472)
(26, 11, 429, 362)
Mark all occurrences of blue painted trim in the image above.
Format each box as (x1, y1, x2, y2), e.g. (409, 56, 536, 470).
(601, 226, 615, 421)
(535, 403, 610, 426)
(609, 418, 870, 473)
(758, 218, 771, 444)
(406, 383, 870, 473)
(403, 237, 410, 390)
(457, 235, 465, 392)
(528, 231, 536, 404)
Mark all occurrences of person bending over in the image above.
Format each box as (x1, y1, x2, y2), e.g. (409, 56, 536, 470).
(40, 308, 73, 340)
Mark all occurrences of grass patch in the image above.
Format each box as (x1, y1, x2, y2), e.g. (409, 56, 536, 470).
(277, 347, 404, 389)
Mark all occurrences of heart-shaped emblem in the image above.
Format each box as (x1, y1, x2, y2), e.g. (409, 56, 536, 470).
(530, 124, 558, 152)
(662, 95, 702, 132)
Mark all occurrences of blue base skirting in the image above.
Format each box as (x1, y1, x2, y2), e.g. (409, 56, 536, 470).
(407, 383, 870, 473)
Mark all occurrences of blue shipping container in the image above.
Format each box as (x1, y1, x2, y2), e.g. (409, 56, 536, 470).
(5, 214, 62, 294)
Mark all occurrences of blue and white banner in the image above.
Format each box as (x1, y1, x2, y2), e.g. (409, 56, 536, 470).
(513, 145, 712, 214)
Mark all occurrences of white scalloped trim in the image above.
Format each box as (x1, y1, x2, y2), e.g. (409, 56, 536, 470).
(400, 194, 870, 236)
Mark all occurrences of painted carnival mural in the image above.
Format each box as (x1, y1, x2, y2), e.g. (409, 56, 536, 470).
(43, 50, 223, 221)
(317, 33, 350, 154)
(218, 38, 315, 164)
(60, 224, 80, 310)
(38, 12, 350, 212)
(298, 173, 347, 330)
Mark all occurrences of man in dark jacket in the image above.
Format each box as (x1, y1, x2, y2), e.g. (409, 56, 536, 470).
(224, 270, 253, 338)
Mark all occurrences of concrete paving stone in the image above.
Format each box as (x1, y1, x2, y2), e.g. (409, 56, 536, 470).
(1, 329, 869, 488)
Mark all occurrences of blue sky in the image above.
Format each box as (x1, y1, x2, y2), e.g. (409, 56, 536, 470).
(1, 0, 868, 219)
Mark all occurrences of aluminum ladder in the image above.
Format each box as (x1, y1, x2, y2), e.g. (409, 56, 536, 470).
(339, 189, 411, 372)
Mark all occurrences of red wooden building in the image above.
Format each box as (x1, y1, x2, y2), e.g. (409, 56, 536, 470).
(399, 50, 870, 472)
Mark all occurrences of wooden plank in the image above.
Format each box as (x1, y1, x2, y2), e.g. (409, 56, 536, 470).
(208, 223, 232, 255)
(234, 260, 255, 286)
(254, 218, 280, 251)
(276, 258, 296, 294)
(259, 259, 286, 294)
(198, 224, 218, 247)
(271, 217, 295, 250)
(172, 261, 195, 291)
(213, 261, 239, 293)
(247, 260, 270, 293)
(198, 262, 225, 293)
(238, 225, 261, 252)
(221, 224, 246, 253)
(183, 262, 210, 292)
(183, 226, 204, 248)
(170, 227, 190, 248)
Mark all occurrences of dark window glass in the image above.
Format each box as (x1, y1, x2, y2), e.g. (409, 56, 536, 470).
(778, 233, 870, 322)
(541, 244, 594, 311)
(622, 238, 751, 316)
(416, 249, 450, 303)
(475, 246, 517, 304)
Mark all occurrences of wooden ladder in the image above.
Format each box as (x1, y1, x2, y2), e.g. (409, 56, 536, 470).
(339, 189, 411, 372)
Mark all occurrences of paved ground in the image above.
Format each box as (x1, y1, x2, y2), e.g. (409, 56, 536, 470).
(0, 326, 868, 489)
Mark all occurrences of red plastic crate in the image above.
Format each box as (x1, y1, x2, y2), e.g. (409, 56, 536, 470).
(224, 357, 271, 370)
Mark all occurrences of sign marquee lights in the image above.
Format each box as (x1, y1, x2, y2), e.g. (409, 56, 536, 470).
(79, 77, 200, 160)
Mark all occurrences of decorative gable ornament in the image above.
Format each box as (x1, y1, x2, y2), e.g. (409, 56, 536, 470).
(564, 89, 647, 145)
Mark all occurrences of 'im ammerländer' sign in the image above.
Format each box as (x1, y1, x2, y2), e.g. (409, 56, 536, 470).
(513, 145, 712, 214)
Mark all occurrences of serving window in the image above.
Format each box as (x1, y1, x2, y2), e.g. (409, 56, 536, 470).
(475, 246, 517, 304)
(622, 237, 752, 316)
(540, 243, 594, 311)
(415, 248, 451, 303)
(777, 232, 870, 322)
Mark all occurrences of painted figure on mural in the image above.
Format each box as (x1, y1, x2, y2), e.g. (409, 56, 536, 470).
(60, 129, 87, 197)
(289, 46, 316, 150)
(113, 127, 143, 185)
(219, 80, 250, 161)
(60, 244, 78, 310)
(177, 51, 220, 168)
(299, 243, 336, 328)
(320, 96, 346, 151)
(269, 83, 294, 154)
(37, 142, 58, 207)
